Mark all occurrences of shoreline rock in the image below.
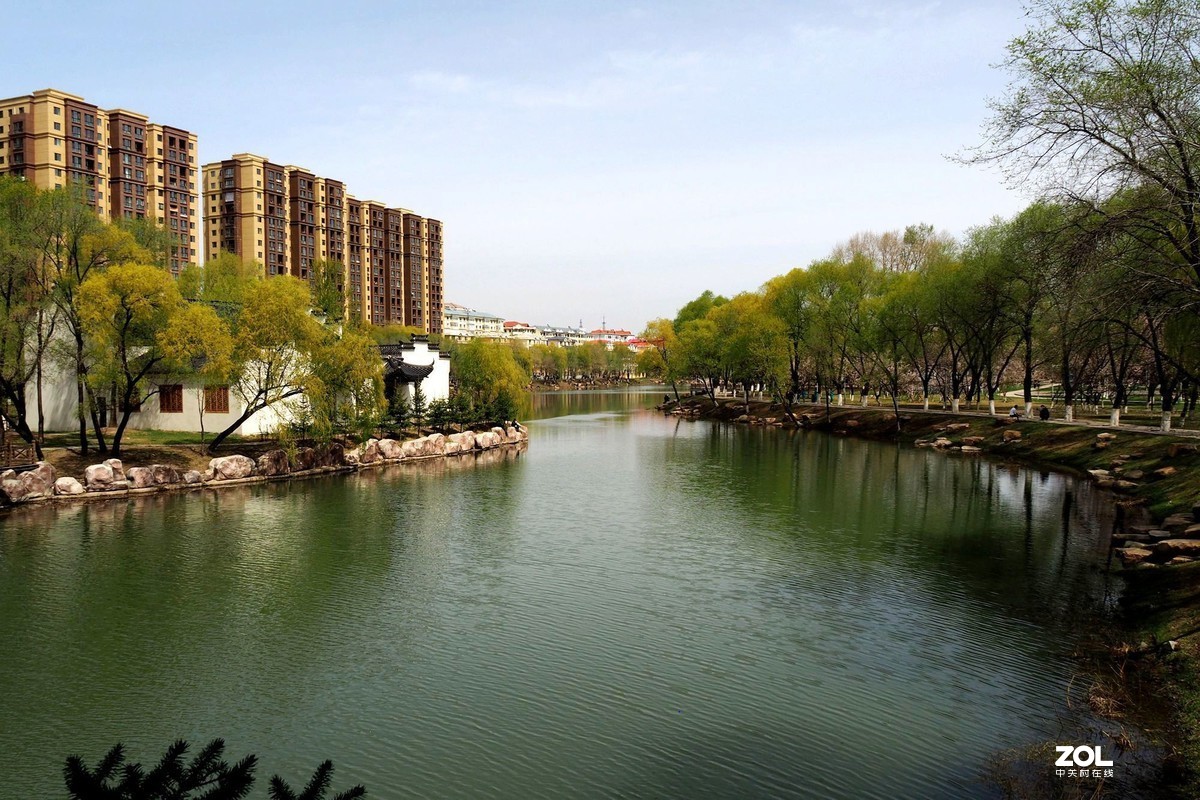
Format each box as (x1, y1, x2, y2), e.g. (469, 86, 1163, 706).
(2, 427, 530, 511)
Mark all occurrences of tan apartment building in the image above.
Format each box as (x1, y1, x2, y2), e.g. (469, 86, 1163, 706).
(203, 154, 443, 333)
(0, 88, 198, 274)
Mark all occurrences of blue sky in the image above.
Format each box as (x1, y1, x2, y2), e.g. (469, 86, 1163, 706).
(5, 0, 1032, 330)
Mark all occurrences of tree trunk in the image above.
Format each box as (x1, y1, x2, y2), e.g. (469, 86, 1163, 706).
(75, 343, 88, 455)
(951, 397, 960, 413)
(1110, 407, 1120, 427)
(209, 406, 258, 453)
(1064, 405, 1074, 423)
(836, 392, 844, 406)
(988, 398, 996, 416)
(923, 393, 930, 411)
(35, 308, 46, 450)
(1161, 410, 1172, 432)
(86, 384, 108, 455)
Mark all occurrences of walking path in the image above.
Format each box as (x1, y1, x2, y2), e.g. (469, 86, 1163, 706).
(705, 389, 1200, 439)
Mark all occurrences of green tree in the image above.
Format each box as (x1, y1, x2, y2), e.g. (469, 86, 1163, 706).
(38, 187, 149, 454)
(451, 339, 532, 419)
(970, 0, 1200, 301)
(208, 276, 324, 452)
(711, 292, 788, 412)
(0, 176, 54, 455)
(427, 397, 452, 432)
(197, 251, 261, 306)
(308, 327, 384, 441)
(268, 761, 365, 800)
(310, 258, 346, 322)
(158, 302, 236, 443)
(763, 269, 813, 403)
(639, 318, 682, 399)
(64, 738, 365, 800)
(388, 385, 412, 434)
(410, 382, 428, 430)
(675, 318, 723, 399)
(78, 263, 187, 456)
(115, 216, 178, 271)
(672, 289, 728, 331)
(64, 739, 255, 800)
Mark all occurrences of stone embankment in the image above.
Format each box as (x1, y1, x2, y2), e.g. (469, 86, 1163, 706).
(0, 426, 528, 509)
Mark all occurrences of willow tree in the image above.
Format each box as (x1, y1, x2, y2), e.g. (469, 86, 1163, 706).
(970, 0, 1200, 305)
(763, 269, 812, 403)
(78, 263, 211, 456)
(37, 188, 148, 454)
(208, 276, 324, 452)
(0, 177, 54, 456)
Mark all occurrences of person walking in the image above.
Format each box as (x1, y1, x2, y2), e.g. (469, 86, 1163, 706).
(1039, 404, 1050, 421)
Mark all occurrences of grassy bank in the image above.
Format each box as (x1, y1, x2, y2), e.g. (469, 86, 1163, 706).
(672, 395, 1200, 795)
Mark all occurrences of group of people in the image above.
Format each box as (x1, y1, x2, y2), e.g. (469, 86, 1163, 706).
(1009, 404, 1052, 421)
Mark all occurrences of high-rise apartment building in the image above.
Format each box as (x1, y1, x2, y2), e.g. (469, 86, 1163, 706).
(203, 154, 443, 332)
(0, 88, 198, 274)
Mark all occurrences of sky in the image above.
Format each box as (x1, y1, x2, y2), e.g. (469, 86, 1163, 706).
(4, 0, 1035, 331)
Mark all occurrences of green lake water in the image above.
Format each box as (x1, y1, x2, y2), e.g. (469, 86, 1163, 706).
(0, 387, 1123, 798)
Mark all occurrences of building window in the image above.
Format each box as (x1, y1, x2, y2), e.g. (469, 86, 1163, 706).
(159, 384, 183, 413)
(204, 386, 230, 414)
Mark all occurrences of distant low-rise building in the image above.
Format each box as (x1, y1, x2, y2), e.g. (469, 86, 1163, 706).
(538, 324, 588, 347)
(442, 302, 504, 341)
(503, 320, 540, 347)
(588, 328, 634, 346)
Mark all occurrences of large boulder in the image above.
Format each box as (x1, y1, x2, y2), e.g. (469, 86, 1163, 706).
(292, 447, 318, 471)
(505, 426, 522, 442)
(425, 433, 446, 456)
(104, 458, 125, 482)
(85, 463, 114, 490)
(256, 449, 290, 477)
(126, 467, 155, 489)
(1117, 546, 1154, 566)
(30, 461, 56, 487)
(1163, 514, 1195, 534)
(359, 439, 380, 465)
(2, 463, 57, 503)
(444, 440, 465, 456)
(401, 437, 428, 458)
(54, 476, 85, 495)
(476, 431, 501, 450)
(151, 464, 182, 485)
(449, 430, 476, 451)
(1, 477, 28, 503)
(208, 454, 255, 481)
(183, 470, 203, 485)
(318, 442, 345, 467)
(491, 427, 507, 442)
(378, 439, 404, 460)
(1155, 539, 1200, 558)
